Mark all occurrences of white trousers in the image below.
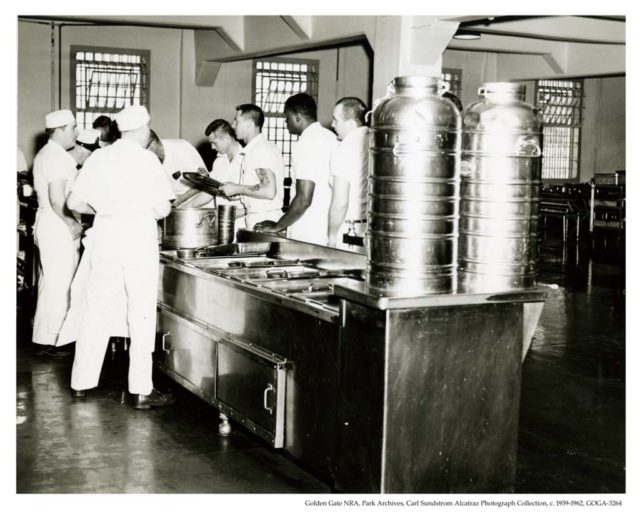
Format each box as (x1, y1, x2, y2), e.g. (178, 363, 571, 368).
(32, 210, 80, 345)
(71, 218, 159, 394)
(58, 229, 129, 346)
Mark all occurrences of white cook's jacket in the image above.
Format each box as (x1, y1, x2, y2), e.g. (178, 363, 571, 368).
(32, 140, 80, 346)
(329, 126, 370, 252)
(160, 138, 207, 195)
(68, 139, 175, 394)
(237, 134, 285, 229)
(209, 152, 242, 207)
(288, 122, 338, 244)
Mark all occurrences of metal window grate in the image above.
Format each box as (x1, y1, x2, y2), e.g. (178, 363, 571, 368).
(441, 68, 462, 98)
(71, 47, 150, 130)
(536, 80, 584, 179)
(253, 58, 319, 173)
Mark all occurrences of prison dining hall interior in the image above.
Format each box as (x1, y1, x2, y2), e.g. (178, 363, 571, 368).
(15, 14, 625, 497)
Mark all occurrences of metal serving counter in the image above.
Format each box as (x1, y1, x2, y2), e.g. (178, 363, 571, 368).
(332, 281, 544, 493)
(155, 230, 545, 492)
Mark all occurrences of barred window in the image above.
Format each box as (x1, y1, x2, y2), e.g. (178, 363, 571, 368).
(253, 58, 319, 174)
(441, 68, 462, 98)
(71, 46, 150, 130)
(535, 79, 584, 180)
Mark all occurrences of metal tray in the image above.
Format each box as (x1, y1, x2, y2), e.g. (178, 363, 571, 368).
(182, 172, 224, 196)
(191, 257, 302, 270)
(250, 276, 358, 294)
(215, 266, 320, 280)
(198, 242, 275, 257)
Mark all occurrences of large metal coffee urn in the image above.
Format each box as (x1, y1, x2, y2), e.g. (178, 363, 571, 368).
(367, 76, 461, 295)
(458, 82, 543, 293)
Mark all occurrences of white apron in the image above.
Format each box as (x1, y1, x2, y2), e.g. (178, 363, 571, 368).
(32, 209, 80, 345)
(57, 228, 129, 346)
(71, 215, 159, 394)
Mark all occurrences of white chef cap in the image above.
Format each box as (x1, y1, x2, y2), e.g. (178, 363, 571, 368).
(76, 128, 101, 146)
(115, 105, 150, 132)
(45, 109, 75, 129)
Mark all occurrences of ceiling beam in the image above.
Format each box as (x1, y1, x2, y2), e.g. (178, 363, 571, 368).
(281, 16, 312, 40)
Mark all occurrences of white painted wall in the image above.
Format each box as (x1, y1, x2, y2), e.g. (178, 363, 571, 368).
(17, 19, 622, 184)
(444, 49, 625, 183)
(18, 22, 55, 165)
(580, 76, 626, 182)
(18, 21, 372, 169)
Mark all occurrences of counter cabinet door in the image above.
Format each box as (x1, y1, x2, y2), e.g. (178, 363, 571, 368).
(156, 307, 218, 402)
(216, 339, 287, 448)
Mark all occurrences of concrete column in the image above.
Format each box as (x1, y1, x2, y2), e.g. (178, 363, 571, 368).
(372, 16, 459, 101)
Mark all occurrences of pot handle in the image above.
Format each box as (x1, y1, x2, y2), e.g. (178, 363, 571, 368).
(517, 135, 542, 157)
(265, 269, 289, 279)
(196, 212, 216, 228)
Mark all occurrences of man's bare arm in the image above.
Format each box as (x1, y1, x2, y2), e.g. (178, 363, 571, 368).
(219, 168, 276, 200)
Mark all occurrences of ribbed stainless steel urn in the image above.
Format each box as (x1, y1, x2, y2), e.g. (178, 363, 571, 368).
(367, 76, 461, 295)
(458, 82, 543, 293)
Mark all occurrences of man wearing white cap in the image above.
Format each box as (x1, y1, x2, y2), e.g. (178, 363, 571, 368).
(31, 108, 82, 357)
(66, 104, 177, 409)
(68, 128, 101, 168)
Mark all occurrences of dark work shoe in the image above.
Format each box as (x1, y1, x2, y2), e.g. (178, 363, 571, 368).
(132, 389, 176, 410)
(71, 389, 86, 398)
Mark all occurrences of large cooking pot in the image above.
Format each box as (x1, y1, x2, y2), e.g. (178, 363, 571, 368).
(162, 207, 217, 249)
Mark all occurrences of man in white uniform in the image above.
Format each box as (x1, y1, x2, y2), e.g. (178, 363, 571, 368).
(255, 93, 338, 245)
(67, 105, 176, 409)
(327, 97, 370, 252)
(68, 128, 101, 169)
(218, 104, 285, 229)
(205, 119, 243, 208)
(31, 109, 82, 357)
(145, 130, 210, 208)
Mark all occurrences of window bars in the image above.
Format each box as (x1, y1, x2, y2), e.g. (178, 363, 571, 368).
(72, 47, 150, 130)
(253, 59, 319, 173)
(441, 68, 462, 99)
(535, 80, 584, 180)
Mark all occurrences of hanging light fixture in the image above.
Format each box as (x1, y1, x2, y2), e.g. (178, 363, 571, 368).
(452, 30, 481, 40)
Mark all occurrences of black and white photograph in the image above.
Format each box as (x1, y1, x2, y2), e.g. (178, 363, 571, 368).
(6, 1, 635, 509)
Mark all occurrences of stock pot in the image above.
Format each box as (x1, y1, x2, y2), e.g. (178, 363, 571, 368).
(162, 207, 217, 249)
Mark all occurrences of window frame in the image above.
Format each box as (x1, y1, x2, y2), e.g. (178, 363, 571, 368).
(535, 79, 584, 181)
(251, 56, 320, 174)
(70, 45, 151, 130)
(441, 67, 463, 98)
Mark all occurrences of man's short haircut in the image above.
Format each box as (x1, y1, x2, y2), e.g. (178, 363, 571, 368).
(336, 97, 368, 126)
(92, 115, 121, 142)
(205, 119, 236, 139)
(92, 115, 112, 129)
(284, 93, 317, 121)
(235, 104, 265, 129)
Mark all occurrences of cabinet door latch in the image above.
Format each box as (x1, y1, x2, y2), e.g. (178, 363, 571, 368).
(161, 332, 172, 353)
(263, 383, 274, 415)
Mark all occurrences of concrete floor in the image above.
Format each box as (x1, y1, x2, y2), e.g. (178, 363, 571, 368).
(15, 235, 625, 494)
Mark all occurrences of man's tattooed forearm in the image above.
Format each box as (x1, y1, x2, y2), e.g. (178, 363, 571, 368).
(256, 168, 273, 186)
